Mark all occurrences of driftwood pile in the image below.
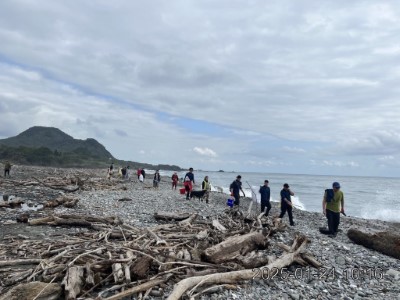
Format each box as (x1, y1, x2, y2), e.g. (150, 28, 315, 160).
(0, 208, 323, 299)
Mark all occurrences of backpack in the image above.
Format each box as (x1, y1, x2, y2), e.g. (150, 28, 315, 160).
(325, 189, 334, 203)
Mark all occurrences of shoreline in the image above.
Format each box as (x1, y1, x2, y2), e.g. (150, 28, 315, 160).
(1, 166, 399, 299)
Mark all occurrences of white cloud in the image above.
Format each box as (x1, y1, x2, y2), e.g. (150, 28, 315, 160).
(0, 1, 400, 176)
(193, 147, 217, 157)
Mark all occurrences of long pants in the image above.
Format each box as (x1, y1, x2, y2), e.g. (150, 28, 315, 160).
(4, 169, 10, 177)
(326, 209, 340, 234)
(261, 200, 271, 216)
(185, 182, 192, 199)
(279, 203, 294, 225)
(203, 190, 209, 203)
(172, 181, 177, 189)
(233, 194, 240, 206)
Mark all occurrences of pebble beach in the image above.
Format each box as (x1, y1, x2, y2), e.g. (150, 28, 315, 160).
(1, 166, 399, 299)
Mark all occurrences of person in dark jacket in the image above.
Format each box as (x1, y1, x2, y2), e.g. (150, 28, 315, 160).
(184, 168, 195, 200)
(153, 170, 161, 188)
(230, 175, 245, 206)
(259, 180, 271, 216)
(279, 183, 295, 226)
(4, 161, 12, 178)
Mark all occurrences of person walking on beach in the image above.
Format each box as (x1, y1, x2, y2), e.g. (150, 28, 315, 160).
(320, 182, 345, 237)
(121, 166, 127, 180)
(259, 180, 271, 216)
(279, 183, 295, 226)
(230, 175, 245, 206)
(107, 162, 114, 179)
(4, 161, 12, 178)
(137, 168, 141, 180)
(153, 170, 161, 188)
(171, 172, 179, 190)
(184, 168, 195, 200)
(202, 176, 211, 203)
(140, 169, 146, 181)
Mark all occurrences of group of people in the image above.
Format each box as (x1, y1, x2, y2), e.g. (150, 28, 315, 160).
(108, 164, 345, 237)
(227, 174, 344, 237)
(256, 178, 344, 237)
(107, 163, 130, 180)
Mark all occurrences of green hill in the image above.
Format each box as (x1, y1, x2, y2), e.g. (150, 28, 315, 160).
(0, 127, 182, 170)
(0, 126, 112, 159)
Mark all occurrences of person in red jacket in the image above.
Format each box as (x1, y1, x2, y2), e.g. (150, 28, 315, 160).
(171, 172, 179, 190)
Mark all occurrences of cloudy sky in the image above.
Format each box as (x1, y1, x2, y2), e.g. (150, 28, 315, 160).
(1, 0, 400, 177)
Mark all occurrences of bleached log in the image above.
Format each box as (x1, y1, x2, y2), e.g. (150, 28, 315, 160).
(204, 231, 268, 264)
(112, 263, 124, 283)
(0, 258, 41, 267)
(179, 214, 198, 226)
(212, 219, 227, 232)
(124, 250, 134, 283)
(61, 266, 84, 300)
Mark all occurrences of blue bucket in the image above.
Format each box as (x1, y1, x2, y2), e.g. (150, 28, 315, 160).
(226, 199, 234, 207)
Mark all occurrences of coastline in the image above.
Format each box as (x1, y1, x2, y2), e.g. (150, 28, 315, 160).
(0, 166, 399, 299)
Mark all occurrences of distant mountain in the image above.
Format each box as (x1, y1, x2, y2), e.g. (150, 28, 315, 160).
(0, 126, 113, 160)
(0, 126, 182, 170)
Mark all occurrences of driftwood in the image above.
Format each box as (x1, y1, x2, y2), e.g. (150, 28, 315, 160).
(33, 177, 80, 193)
(0, 282, 62, 300)
(0, 258, 42, 267)
(28, 216, 91, 227)
(204, 231, 268, 264)
(1, 206, 321, 299)
(0, 199, 24, 208)
(28, 214, 121, 227)
(347, 228, 400, 259)
(103, 278, 167, 300)
(62, 266, 84, 300)
(167, 234, 309, 300)
(154, 211, 191, 221)
(44, 196, 79, 208)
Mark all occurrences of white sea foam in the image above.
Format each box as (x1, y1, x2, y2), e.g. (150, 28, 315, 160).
(360, 208, 400, 222)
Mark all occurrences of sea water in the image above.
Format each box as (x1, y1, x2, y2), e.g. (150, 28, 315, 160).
(160, 170, 400, 223)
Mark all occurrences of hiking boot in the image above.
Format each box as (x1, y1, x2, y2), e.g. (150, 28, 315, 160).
(290, 223, 295, 226)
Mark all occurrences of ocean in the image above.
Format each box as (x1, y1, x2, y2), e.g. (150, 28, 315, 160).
(159, 170, 400, 223)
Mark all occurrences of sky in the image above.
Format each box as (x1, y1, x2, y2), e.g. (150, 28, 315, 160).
(1, 0, 400, 177)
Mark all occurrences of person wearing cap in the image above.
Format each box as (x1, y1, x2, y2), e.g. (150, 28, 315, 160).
(321, 182, 345, 237)
(230, 175, 246, 206)
(279, 183, 295, 226)
(259, 180, 271, 216)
